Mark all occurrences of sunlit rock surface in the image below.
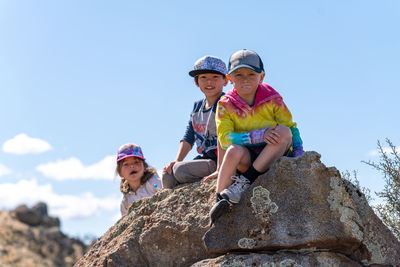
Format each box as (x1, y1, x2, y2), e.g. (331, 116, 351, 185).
(75, 152, 400, 267)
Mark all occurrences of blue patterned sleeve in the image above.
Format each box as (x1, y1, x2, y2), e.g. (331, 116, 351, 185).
(181, 118, 195, 146)
(181, 103, 196, 146)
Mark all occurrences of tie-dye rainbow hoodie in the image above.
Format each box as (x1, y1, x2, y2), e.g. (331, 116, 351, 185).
(216, 83, 303, 151)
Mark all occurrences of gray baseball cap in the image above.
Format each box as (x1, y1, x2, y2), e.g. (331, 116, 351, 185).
(228, 49, 264, 74)
(189, 55, 227, 77)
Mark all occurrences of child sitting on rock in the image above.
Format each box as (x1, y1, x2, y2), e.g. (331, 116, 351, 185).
(162, 55, 228, 188)
(116, 143, 162, 216)
(207, 49, 304, 224)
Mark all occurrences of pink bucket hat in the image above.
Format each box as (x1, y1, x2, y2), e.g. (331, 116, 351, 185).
(116, 143, 145, 162)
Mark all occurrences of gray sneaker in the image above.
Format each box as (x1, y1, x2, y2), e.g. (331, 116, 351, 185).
(209, 199, 230, 226)
(220, 175, 250, 204)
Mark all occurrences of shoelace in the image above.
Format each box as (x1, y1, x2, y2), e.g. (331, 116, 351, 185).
(231, 175, 248, 184)
(230, 176, 248, 193)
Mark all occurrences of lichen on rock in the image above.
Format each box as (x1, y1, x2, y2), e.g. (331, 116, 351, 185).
(250, 186, 278, 222)
(221, 259, 247, 267)
(237, 238, 256, 249)
(76, 152, 400, 267)
(327, 177, 363, 241)
(278, 258, 303, 267)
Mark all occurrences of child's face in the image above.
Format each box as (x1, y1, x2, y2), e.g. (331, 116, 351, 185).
(228, 68, 265, 98)
(120, 157, 145, 184)
(195, 73, 227, 99)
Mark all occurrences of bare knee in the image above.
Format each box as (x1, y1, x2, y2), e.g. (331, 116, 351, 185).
(225, 144, 246, 161)
(225, 145, 251, 172)
(276, 125, 292, 144)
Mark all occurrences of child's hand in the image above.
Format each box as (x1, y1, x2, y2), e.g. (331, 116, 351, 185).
(263, 125, 280, 145)
(163, 161, 176, 175)
(202, 171, 218, 182)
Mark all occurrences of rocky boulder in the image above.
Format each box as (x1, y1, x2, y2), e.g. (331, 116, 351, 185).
(14, 202, 60, 228)
(0, 202, 86, 267)
(75, 177, 214, 267)
(193, 252, 363, 267)
(203, 152, 400, 266)
(74, 152, 400, 267)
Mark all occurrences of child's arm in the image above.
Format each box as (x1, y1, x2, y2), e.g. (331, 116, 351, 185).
(163, 103, 196, 174)
(216, 100, 276, 147)
(216, 98, 275, 146)
(175, 141, 192, 161)
(215, 102, 235, 150)
(228, 127, 269, 145)
(163, 141, 192, 175)
(289, 127, 304, 156)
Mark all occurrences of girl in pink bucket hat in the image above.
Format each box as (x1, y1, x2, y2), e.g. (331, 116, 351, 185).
(116, 143, 162, 216)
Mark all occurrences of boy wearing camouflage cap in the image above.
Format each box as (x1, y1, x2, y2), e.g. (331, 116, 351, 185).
(162, 56, 228, 188)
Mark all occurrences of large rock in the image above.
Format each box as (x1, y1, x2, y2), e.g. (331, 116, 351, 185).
(13, 202, 60, 228)
(192, 252, 363, 267)
(203, 152, 400, 266)
(14, 204, 42, 226)
(75, 181, 215, 267)
(0, 202, 86, 267)
(75, 152, 400, 267)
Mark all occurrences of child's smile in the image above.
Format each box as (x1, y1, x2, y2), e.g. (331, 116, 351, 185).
(196, 73, 227, 99)
(229, 68, 265, 105)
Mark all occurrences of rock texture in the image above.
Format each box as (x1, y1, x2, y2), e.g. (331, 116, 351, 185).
(203, 152, 400, 266)
(75, 179, 215, 267)
(14, 202, 60, 228)
(0, 202, 86, 267)
(193, 252, 363, 267)
(75, 152, 400, 267)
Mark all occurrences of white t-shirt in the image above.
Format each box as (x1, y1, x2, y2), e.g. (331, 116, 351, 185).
(120, 173, 162, 216)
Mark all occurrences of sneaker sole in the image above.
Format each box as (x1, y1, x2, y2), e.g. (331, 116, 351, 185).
(220, 192, 239, 204)
(209, 199, 230, 225)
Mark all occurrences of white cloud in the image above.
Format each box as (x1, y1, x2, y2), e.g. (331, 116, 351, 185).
(36, 155, 116, 181)
(2, 133, 52, 155)
(368, 146, 400, 157)
(0, 164, 12, 176)
(0, 179, 120, 220)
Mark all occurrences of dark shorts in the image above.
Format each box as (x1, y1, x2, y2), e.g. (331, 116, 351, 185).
(244, 145, 264, 164)
(193, 149, 217, 163)
(245, 144, 291, 164)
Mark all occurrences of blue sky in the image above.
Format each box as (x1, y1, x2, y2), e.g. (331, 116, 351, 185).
(1, 1, 399, 240)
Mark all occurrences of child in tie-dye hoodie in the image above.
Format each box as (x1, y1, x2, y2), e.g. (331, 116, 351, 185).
(207, 49, 304, 224)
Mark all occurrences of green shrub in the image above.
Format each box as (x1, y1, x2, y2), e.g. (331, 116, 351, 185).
(363, 139, 400, 240)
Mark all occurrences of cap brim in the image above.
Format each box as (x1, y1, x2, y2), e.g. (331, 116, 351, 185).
(117, 155, 146, 162)
(228, 64, 263, 74)
(189, 69, 226, 77)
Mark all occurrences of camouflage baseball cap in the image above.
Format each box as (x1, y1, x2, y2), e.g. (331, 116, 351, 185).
(189, 55, 227, 77)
